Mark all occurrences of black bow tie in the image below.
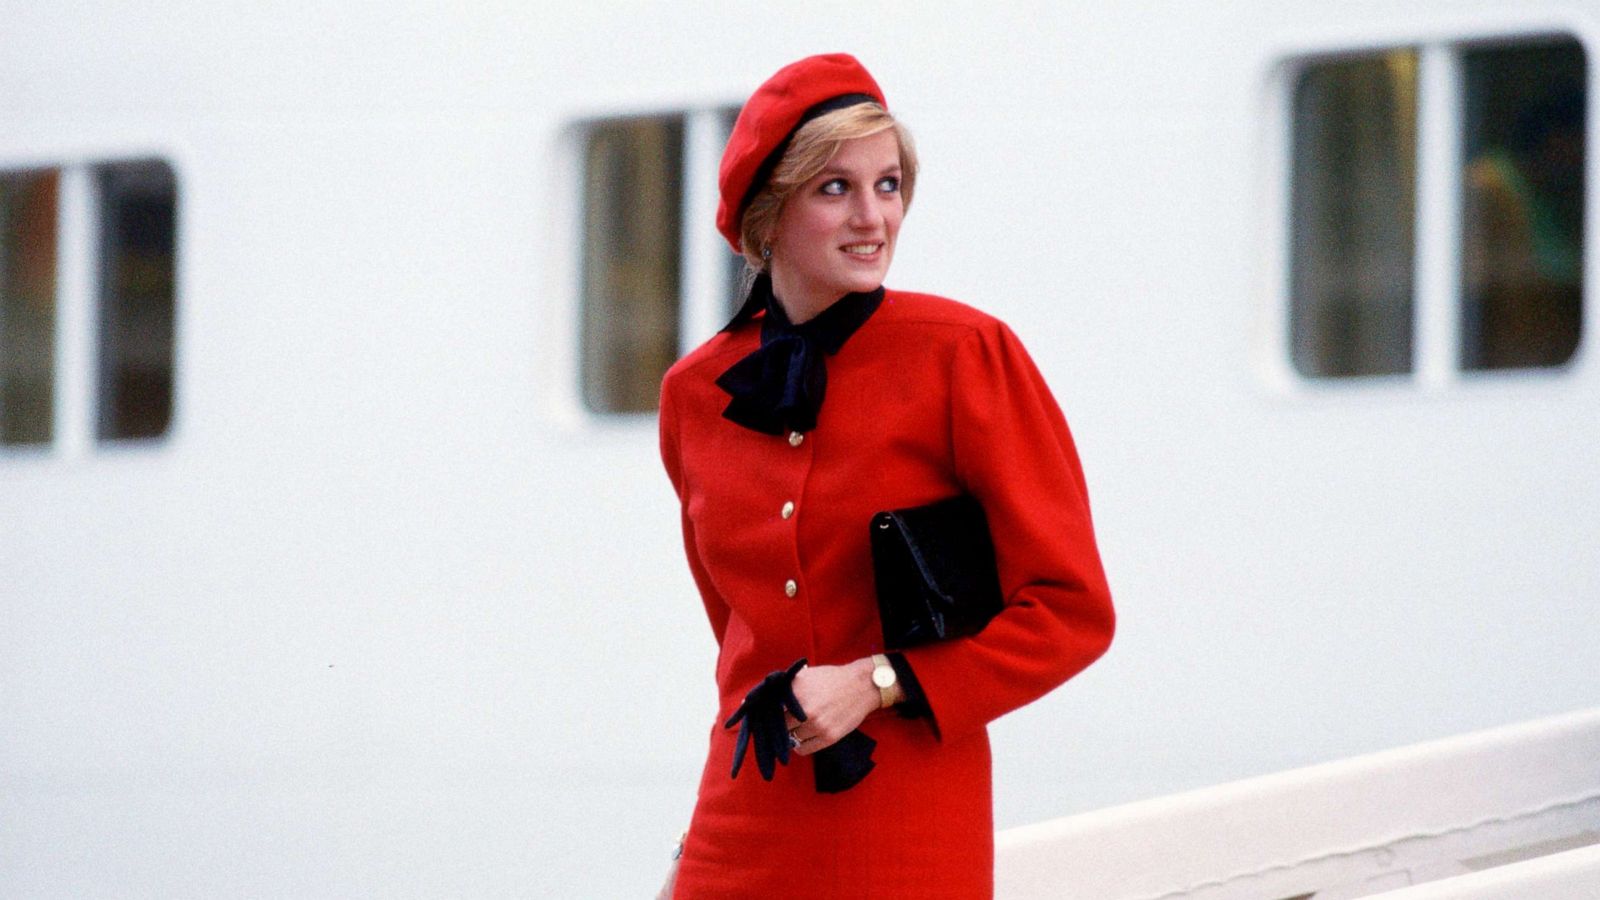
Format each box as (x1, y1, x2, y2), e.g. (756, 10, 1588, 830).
(714, 274, 884, 436)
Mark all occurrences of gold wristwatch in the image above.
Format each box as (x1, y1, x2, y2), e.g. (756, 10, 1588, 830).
(870, 653, 897, 708)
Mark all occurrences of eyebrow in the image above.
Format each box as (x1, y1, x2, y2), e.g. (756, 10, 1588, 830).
(818, 164, 903, 179)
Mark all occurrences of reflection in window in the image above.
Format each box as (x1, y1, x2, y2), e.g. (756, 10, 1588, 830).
(97, 161, 177, 440)
(580, 116, 684, 414)
(0, 170, 58, 446)
(1290, 50, 1419, 377)
(1460, 39, 1586, 370)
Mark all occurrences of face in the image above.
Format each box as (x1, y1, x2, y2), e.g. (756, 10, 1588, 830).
(768, 129, 905, 321)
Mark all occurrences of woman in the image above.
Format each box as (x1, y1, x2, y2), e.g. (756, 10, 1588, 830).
(658, 53, 1115, 898)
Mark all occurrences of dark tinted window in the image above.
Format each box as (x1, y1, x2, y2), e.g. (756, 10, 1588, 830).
(1290, 51, 1419, 377)
(96, 161, 177, 440)
(1460, 38, 1586, 370)
(580, 117, 684, 414)
(0, 169, 59, 446)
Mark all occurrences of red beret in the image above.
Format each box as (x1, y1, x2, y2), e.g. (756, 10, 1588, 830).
(716, 53, 887, 253)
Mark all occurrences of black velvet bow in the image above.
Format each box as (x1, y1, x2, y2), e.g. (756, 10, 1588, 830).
(714, 275, 884, 436)
(723, 658, 878, 794)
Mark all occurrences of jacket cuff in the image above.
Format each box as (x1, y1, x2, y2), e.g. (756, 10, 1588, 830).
(887, 652, 933, 724)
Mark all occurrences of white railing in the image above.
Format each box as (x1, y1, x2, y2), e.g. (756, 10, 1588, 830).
(1375, 842, 1600, 899)
(996, 707, 1600, 899)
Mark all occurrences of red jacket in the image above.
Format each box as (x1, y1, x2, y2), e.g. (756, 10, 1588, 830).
(660, 288, 1114, 898)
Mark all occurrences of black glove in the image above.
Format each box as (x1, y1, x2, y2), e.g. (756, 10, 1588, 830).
(724, 658, 809, 781)
(812, 728, 876, 794)
(724, 658, 879, 793)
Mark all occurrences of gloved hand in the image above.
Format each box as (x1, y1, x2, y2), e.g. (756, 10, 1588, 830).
(724, 658, 809, 781)
(724, 658, 879, 793)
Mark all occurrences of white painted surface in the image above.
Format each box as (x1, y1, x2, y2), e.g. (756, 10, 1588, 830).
(2, 3, 1597, 897)
(51, 165, 96, 456)
(1415, 44, 1465, 390)
(1376, 843, 1600, 899)
(995, 707, 1600, 899)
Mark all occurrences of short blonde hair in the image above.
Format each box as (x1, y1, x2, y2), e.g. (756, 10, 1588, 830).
(738, 102, 918, 273)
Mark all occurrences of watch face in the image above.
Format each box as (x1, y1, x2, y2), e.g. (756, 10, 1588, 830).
(872, 667, 896, 688)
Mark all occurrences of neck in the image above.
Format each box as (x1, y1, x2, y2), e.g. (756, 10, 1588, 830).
(769, 272, 846, 325)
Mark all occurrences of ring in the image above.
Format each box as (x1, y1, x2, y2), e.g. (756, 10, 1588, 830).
(789, 732, 803, 750)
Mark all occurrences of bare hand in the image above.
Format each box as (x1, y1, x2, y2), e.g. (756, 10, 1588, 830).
(783, 658, 880, 755)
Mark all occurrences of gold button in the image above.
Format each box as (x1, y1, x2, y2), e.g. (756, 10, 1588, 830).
(788, 431, 804, 447)
(784, 579, 798, 598)
(781, 501, 795, 519)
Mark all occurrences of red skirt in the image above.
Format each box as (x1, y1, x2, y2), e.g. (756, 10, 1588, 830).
(673, 712, 993, 899)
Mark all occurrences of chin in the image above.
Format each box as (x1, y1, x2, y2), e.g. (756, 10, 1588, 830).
(839, 269, 888, 295)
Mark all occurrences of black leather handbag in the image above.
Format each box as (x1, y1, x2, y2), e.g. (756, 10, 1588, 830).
(870, 494, 1004, 649)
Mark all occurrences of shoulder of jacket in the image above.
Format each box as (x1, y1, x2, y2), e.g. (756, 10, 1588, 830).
(663, 326, 757, 387)
(878, 288, 1010, 338)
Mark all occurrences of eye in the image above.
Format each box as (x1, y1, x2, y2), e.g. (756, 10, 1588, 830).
(876, 176, 901, 194)
(819, 178, 848, 196)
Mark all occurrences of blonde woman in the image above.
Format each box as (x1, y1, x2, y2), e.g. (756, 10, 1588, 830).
(659, 53, 1115, 898)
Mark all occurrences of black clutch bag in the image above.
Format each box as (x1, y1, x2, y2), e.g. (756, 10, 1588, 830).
(870, 494, 1004, 650)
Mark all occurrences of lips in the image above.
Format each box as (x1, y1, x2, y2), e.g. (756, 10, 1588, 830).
(842, 242, 884, 256)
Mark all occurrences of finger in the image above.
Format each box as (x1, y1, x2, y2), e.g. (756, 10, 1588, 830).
(787, 658, 808, 677)
(755, 725, 777, 781)
(781, 683, 807, 723)
(723, 703, 748, 730)
(765, 708, 793, 768)
(784, 711, 812, 739)
(755, 707, 784, 769)
(758, 707, 784, 780)
(797, 733, 838, 756)
(729, 718, 751, 778)
(794, 731, 833, 756)
(800, 723, 849, 756)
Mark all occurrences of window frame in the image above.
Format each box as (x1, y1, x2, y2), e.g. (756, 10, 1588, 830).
(559, 105, 742, 425)
(0, 154, 181, 459)
(1262, 25, 1593, 394)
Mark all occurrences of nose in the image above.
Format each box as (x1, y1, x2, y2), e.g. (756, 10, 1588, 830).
(847, 190, 882, 231)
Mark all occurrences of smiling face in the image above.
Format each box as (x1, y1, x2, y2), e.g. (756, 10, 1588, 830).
(767, 128, 905, 323)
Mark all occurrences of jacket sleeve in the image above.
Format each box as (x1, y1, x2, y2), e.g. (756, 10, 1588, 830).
(659, 375, 732, 646)
(897, 320, 1115, 741)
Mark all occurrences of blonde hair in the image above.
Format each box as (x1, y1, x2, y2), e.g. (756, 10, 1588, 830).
(737, 102, 919, 273)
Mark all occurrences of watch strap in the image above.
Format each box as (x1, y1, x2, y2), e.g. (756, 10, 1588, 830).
(870, 653, 896, 708)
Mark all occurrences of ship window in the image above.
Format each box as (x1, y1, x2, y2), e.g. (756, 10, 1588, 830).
(1284, 35, 1588, 382)
(0, 169, 59, 446)
(1459, 39, 1586, 370)
(576, 107, 742, 415)
(580, 115, 685, 415)
(0, 158, 178, 454)
(1289, 50, 1419, 378)
(97, 161, 177, 440)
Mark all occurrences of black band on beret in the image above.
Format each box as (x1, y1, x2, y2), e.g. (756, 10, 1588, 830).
(737, 92, 881, 220)
(797, 92, 880, 128)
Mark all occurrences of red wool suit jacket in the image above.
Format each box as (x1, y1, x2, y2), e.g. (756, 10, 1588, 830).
(659, 288, 1114, 899)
